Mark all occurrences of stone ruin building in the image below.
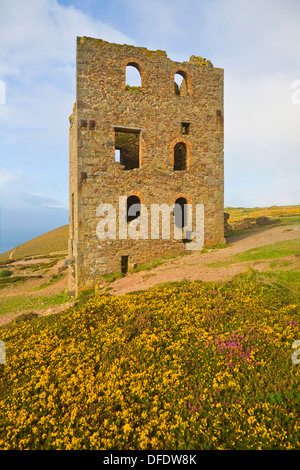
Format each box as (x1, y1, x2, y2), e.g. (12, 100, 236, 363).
(68, 36, 224, 296)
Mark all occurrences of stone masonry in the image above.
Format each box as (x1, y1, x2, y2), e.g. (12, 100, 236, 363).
(68, 36, 224, 296)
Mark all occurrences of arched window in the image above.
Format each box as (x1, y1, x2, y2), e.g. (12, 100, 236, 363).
(174, 197, 188, 228)
(126, 195, 141, 222)
(125, 63, 142, 90)
(173, 142, 187, 171)
(174, 71, 188, 96)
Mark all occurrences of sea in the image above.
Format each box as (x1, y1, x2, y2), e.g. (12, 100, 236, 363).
(0, 230, 43, 256)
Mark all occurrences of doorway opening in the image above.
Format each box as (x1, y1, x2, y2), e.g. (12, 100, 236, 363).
(121, 255, 129, 274)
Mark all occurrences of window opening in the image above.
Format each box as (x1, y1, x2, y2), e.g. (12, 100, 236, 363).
(173, 142, 187, 171)
(181, 122, 190, 135)
(126, 64, 141, 90)
(126, 195, 141, 222)
(115, 129, 140, 170)
(174, 72, 188, 96)
(115, 148, 121, 163)
(174, 197, 188, 229)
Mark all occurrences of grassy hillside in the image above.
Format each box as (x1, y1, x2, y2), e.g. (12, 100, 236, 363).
(0, 225, 68, 263)
(225, 205, 299, 224)
(0, 277, 299, 450)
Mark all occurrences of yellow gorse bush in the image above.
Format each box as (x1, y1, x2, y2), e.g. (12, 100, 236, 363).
(226, 205, 298, 223)
(0, 279, 299, 450)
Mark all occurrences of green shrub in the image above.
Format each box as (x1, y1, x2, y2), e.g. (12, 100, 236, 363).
(0, 269, 12, 278)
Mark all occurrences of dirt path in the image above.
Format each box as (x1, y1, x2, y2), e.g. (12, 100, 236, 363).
(0, 223, 298, 327)
(109, 224, 299, 296)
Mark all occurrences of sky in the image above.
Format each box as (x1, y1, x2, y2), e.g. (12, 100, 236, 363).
(0, 0, 299, 247)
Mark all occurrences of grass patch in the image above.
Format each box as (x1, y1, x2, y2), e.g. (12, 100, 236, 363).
(201, 243, 229, 254)
(130, 253, 191, 274)
(11, 258, 63, 273)
(30, 257, 64, 272)
(141, 272, 157, 280)
(269, 259, 293, 268)
(277, 215, 299, 225)
(101, 272, 123, 283)
(234, 239, 299, 263)
(75, 288, 95, 300)
(130, 260, 164, 273)
(207, 240, 299, 268)
(0, 290, 70, 316)
(234, 267, 300, 300)
(34, 273, 64, 291)
(31, 253, 66, 260)
(205, 260, 232, 268)
(162, 254, 177, 260)
(225, 227, 260, 238)
(209, 243, 228, 250)
(15, 264, 37, 271)
(0, 275, 43, 289)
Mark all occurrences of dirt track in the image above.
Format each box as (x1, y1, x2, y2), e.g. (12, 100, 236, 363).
(109, 224, 299, 295)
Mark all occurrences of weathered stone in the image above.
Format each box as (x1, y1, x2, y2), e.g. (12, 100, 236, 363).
(224, 212, 232, 234)
(256, 216, 273, 225)
(233, 218, 257, 231)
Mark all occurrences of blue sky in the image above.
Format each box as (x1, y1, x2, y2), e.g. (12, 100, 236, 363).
(0, 0, 299, 246)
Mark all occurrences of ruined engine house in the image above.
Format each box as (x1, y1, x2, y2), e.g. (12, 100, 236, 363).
(68, 36, 224, 296)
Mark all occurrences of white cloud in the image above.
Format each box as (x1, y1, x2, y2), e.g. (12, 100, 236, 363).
(0, 0, 134, 77)
(0, 0, 135, 131)
(21, 192, 68, 209)
(0, 169, 17, 188)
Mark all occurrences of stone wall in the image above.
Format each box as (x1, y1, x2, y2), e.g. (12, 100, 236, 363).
(68, 36, 224, 296)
